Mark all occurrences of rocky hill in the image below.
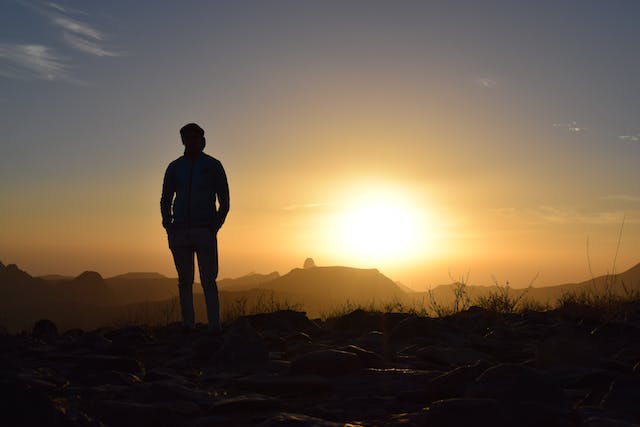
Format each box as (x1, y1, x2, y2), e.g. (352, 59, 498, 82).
(3, 305, 640, 426)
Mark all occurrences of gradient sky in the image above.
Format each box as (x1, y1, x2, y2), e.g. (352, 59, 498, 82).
(1, 1, 639, 289)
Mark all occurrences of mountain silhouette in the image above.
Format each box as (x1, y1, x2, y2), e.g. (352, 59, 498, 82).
(257, 266, 405, 311)
(218, 272, 280, 291)
(421, 262, 640, 307)
(2, 260, 640, 331)
(109, 272, 168, 280)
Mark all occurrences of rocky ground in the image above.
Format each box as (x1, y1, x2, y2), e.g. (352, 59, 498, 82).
(2, 305, 640, 426)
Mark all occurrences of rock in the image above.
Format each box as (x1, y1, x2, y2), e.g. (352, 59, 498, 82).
(291, 349, 361, 377)
(390, 315, 465, 347)
(536, 325, 600, 368)
(416, 345, 491, 367)
(258, 412, 345, 426)
(343, 344, 386, 368)
(32, 319, 58, 341)
(215, 317, 269, 369)
(192, 335, 223, 360)
(128, 380, 211, 406)
(470, 363, 566, 407)
(303, 258, 316, 269)
(0, 377, 70, 426)
(72, 355, 144, 378)
(426, 361, 492, 401)
(75, 331, 113, 352)
(601, 376, 640, 421)
(106, 325, 152, 354)
(423, 398, 510, 427)
(584, 417, 640, 427)
(389, 315, 437, 344)
(209, 394, 281, 413)
(330, 309, 385, 336)
(91, 400, 175, 427)
(235, 374, 333, 395)
(245, 311, 320, 335)
(81, 370, 142, 386)
(449, 306, 502, 333)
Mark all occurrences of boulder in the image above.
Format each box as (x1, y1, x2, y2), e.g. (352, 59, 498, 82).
(423, 398, 510, 427)
(259, 412, 344, 427)
(215, 317, 269, 369)
(245, 311, 320, 335)
(32, 319, 58, 341)
(601, 376, 640, 421)
(209, 394, 281, 413)
(470, 363, 566, 407)
(291, 349, 361, 377)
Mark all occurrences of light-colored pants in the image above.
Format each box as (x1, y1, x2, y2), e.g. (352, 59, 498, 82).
(168, 227, 220, 331)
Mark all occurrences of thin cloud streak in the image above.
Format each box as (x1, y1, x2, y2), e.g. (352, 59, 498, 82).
(490, 205, 635, 225)
(553, 121, 586, 133)
(63, 33, 118, 57)
(27, 0, 121, 58)
(0, 43, 70, 81)
(600, 194, 640, 203)
(53, 16, 103, 40)
(619, 134, 640, 143)
(476, 77, 497, 88)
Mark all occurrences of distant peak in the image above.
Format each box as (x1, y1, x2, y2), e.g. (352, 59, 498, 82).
(110, 272, 167, 280)
(303, 258, 317, 269)
(74, 271, 104, 281)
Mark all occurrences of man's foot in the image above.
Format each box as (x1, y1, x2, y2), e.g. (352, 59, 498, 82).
(182, 324, 195, 335)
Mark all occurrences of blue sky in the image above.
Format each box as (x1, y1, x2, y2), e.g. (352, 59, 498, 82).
(1, 1, 639, 287)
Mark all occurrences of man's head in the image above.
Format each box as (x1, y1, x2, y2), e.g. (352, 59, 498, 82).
(180, 123, 205, 154)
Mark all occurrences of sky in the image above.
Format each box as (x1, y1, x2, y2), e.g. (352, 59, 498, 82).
(1, 0, 639, 290)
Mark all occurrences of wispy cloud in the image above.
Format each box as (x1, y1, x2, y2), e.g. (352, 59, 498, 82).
(62, 33, 117, 57)
(282, 203, 327, 211)
(476, 77, 497, 88)
(43, 3, 120, 57)
(0, 43, 70, 81)
(600, 194, 640, 203)
(553, 121, 586, 133)
(1, 1, 120, 82)
(619, 134, 640, 144)
(490, 205, 633, 225)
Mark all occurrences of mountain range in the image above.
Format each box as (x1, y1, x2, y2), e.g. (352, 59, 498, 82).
(1, 258, 639, 332)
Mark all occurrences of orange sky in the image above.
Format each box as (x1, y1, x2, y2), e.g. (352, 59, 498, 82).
(1, 2, 640, 289)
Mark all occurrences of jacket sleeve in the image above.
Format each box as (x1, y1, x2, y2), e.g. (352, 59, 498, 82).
(160, 165, 175, 229)
(215, 162, 230, 229)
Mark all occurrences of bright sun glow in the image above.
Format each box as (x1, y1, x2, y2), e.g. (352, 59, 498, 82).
(336, 188, 434, 266)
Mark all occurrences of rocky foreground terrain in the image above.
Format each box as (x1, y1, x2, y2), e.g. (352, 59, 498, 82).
(2, 306, 640, 426)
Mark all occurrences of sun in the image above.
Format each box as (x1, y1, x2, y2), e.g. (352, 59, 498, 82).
(336, 188, 433, 266)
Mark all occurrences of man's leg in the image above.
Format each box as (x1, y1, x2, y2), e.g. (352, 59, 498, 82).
(169, 229, 196, 328)
(194, 228, 220, 332)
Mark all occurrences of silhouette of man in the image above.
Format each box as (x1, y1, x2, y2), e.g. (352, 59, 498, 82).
(161, 123, 229, 333)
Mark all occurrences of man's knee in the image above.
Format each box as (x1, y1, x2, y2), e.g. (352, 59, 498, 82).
(178, 281, 194, 290)
(201, 280, 218, 293)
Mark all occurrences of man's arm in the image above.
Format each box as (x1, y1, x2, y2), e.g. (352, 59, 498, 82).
(215, 163, 230, 229)
(160, 166, 175, 229)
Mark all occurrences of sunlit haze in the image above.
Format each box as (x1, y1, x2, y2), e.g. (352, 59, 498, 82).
(1, 1, 639, 289)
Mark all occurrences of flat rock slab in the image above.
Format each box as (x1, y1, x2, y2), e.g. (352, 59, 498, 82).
(259, 412, 357, 426)
(236, 374, 334, 395)
(291, 349, 361, 377)
(209, 394, 281, 413)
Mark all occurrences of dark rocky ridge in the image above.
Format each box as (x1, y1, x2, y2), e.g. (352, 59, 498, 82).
(2, 306, 640, 426)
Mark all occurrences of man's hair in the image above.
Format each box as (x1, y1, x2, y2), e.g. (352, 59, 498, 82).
(180, 123, 205, 137)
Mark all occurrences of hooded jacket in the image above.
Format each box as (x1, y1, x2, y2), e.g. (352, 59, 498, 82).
(161, 152, 229, 230)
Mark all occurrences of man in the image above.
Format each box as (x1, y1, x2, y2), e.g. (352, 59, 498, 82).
(161, 123, 229, 333)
